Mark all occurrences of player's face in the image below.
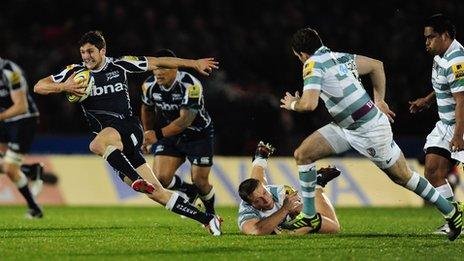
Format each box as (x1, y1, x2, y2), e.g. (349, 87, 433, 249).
(80, 43, 106, 70)
(249, 184, 274, 210)
(153, 67, 178, 86)
(424, 27, 447, 55)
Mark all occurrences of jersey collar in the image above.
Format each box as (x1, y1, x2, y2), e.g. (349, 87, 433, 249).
(443, 39, 462, 58)
(159, 71, 181, 91)
(313, 45, 329, 56)
(91, 56, 109, 73)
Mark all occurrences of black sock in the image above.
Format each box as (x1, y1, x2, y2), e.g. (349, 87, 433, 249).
(20, 164, 33, 176)
(18, 185, 40, 210)
(168, 194, 213, 224)
(170, 175, 198, 199)
(105, 149, 141, 182)
(21, 163, 42, 180)
(201, 194, 216, 214)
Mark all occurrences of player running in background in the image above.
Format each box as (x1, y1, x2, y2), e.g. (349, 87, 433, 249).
(141, 49, 216, 215)
(280, 27, 463, 241)
(0, 57, 43, 218)
(34, 31, 222, 235)
(238, 141, 341, 235)
(409, 14, 464, 234)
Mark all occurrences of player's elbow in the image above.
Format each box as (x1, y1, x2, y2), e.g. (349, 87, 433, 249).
(17, 102, 28, 114)
(372, 59, 384, 73)
(34, 78, 53, 95)
(33, 81, 46, 95)
(300, 100, 318, 111)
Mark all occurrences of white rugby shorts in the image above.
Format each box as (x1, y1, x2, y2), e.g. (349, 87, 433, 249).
(423, 120, 454, 152)
(317, 111, 401, 169)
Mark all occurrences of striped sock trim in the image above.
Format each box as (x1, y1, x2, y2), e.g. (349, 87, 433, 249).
(165, 192, 179, 210)
(300, 180, 317, 187)
(430, 191, 440, 203)
(420, 184, 433, 198)
(405, 172, 420, 191)
(302, 191, 315, 198)
(298, 163, 316, 173)
(200, 187, 215, 201)
(436, 182, 454, 200)
(167, 177, 176, 189)
(252, 158, 268, 168)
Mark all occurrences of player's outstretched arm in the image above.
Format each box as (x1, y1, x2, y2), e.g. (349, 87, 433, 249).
(355, 55, 396, 122)
(408, 91, 435, 113)
(146, 57, 219, 76)
(34, 74, 85, 96)
(280, 89, 319, 112)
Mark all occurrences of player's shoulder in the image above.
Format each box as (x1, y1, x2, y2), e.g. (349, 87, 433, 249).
(238, 200, 258, 214)
(333, 51, 355, 64)
(63, 63, 86, 71)
(1, 59, 22, 73)
(445, 49, 464, 66)
(142, 75, 157, 96)
(265, 185, 286, 201)
(179, 71, 200, 86)
(442, 41, 464, 65)
(143, 74, 156, 85)
(303, 55, 326, 71)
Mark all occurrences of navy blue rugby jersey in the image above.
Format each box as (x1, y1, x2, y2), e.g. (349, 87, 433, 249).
(141, 71, 212, 134)
(0, 58, 39, 122)
(52, 56, 148, 133)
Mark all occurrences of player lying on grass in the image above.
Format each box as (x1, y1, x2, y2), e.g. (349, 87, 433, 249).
(237, 142, 341, 235)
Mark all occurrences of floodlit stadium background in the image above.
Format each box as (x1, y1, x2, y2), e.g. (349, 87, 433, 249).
(1, 0, 464, 206)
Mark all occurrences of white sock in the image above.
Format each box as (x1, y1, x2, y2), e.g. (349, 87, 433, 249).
(15, 172, 28, 188)
(436, 182, 454, 200)
(200, 187, 215, 201)
(165, 192, 180, 210)
(167, 177, 176, 189)
(252, 158, 267, 168)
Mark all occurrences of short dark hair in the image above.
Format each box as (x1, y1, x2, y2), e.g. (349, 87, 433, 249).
(425, 14, 456, 39)
(154, 49, 177, 58)
(78, 31, 106, 50)
(291, 27, 323, 55)
(238, 178, 260, 204)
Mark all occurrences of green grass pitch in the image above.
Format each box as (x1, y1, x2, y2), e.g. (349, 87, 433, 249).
(0, 206, 463, 260)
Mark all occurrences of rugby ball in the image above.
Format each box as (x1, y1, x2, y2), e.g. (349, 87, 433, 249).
(66, 70, 94, 103)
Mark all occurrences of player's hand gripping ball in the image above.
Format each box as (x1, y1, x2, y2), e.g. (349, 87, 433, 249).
(66, 70, 94, 103)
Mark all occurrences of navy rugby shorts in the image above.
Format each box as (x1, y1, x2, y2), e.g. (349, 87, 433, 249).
(0, 117, 38, 154)
(152, 128, 214, 167)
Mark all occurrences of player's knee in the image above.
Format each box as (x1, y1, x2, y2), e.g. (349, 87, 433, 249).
(89, 139, 104, 155)
(424, 165, 446, 185)
(293, 148, 314, 164)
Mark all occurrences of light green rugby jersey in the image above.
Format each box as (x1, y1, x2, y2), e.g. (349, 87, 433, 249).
(237, 185, 295, 230)
(431, 39, 464, 125)
(302, 46, 379, 130)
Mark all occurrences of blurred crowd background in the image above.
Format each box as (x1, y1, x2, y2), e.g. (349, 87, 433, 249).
(1, 0, 463, 156)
